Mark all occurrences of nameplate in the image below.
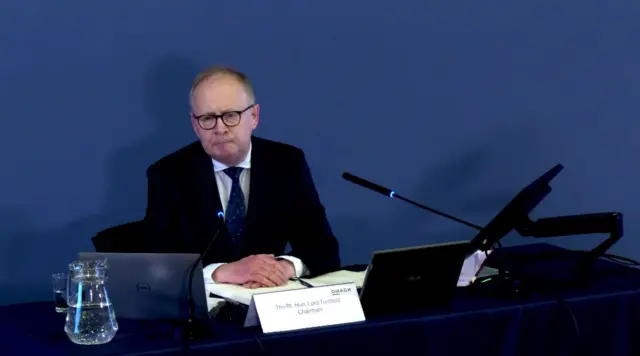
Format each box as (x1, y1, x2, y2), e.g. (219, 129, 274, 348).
(243, 282, 365, 333)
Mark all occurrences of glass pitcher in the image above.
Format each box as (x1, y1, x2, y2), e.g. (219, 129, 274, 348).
(64, 259, 118, 345)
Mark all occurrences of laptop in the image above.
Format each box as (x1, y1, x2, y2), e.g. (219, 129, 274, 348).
(77, 252, 209, 320)
(359, 240, 470, 317)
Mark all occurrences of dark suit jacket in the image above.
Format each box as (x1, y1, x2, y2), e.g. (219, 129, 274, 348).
(143, 136, 341, 276)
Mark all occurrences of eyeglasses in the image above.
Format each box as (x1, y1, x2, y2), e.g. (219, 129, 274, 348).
(192, 104, 255, 130)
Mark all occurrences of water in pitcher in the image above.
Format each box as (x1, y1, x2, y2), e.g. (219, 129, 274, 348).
(64, 260, 119, 345)
(64, 302, 118, 345)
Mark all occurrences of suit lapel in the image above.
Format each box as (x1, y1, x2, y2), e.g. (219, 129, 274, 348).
(192, 145, 224, 242)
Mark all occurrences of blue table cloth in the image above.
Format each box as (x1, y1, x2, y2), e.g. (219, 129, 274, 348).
(2, 243, 639, 355)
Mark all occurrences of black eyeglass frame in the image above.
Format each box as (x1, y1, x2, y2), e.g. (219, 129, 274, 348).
(192, 104, 256, 130)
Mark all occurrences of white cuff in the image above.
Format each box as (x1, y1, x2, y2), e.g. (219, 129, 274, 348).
(203, 263, 225, 284)
(277, 256, 308, 278)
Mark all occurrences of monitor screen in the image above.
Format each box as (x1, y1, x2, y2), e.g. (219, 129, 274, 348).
(469, 164, 564, 252)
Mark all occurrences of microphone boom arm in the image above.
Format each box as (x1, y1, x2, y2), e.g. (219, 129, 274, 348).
(342, 172, 484, 232)
(393, 193, 483, 231)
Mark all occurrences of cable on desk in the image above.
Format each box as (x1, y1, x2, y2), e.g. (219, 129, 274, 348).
(254, 336, 266, 354)
(603, 253, 640, 266)
(556, 298, 581, 338)
(555, 297, 585, 356)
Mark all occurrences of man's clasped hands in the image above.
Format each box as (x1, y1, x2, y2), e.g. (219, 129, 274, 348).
(212, 254, 296, 289)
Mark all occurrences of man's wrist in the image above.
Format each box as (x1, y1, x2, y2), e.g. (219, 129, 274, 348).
(278, 259, 296, 280)
(276, 256, 307, 278)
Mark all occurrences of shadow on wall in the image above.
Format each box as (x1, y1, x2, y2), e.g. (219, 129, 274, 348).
(330, 120, 544, 264)
(330, 148, 493, 265)
(0, 56, 201, 305)
(104, 55, 200, 224)
(0, 210, 97, 305)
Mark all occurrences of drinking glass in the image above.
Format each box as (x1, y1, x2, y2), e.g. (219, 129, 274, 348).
(52, 272, 68, 313)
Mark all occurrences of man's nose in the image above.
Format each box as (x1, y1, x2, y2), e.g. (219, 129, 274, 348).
(213, 118, 229, 134)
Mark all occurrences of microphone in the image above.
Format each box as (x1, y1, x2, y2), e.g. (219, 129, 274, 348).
(184, 211, 225, 341)
(342, 172, 483, 231)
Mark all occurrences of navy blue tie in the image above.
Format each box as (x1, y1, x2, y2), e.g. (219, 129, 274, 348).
(223, 167, 246, 240)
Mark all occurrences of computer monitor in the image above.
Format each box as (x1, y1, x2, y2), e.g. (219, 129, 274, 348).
(468, 164, 564, 253)
(76, 252, 209, 320)
(359, 240, 470, 317)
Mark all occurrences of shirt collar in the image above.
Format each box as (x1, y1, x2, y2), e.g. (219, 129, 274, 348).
(212, 143, 252, 172)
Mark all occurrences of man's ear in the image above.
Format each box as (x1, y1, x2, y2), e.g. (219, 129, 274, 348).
(251, 104, 260, 129)
(190, 113, 202, 139)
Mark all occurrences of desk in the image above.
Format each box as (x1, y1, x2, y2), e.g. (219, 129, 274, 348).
(2, 244, 640, 355)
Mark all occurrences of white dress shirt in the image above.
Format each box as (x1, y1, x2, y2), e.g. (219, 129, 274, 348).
(202, 144, 308, 284)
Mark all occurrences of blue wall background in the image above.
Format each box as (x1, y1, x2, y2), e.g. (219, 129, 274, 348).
(1, 1, 638, 305)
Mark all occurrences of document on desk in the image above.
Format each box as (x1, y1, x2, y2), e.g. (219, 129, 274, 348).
(457, 250, 491, 286)
(206, 270, 366, 306)
(207, 252, 489, 308)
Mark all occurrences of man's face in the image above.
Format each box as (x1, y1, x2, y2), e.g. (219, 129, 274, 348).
(190, 75, 259, 165)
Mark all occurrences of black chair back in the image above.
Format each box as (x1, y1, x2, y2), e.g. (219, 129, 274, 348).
(91, 221, 146, 252)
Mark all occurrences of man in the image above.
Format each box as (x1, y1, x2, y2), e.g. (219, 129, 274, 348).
(143, 66, 340, 288)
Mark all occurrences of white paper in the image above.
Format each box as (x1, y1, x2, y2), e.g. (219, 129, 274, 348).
(207, 280, 306, 306)
(298, 270, 366, 288)
(206, 269, 366, 306)
(457, 250, 491, 286)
